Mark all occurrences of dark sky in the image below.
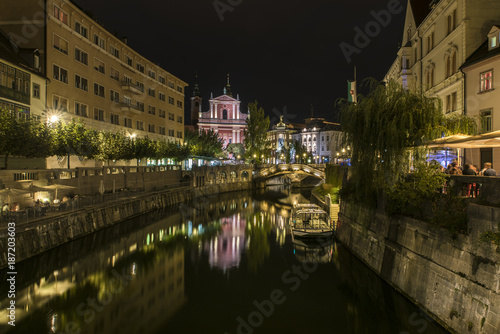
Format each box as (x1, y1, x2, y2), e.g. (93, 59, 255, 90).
(72, 0, 407, 124)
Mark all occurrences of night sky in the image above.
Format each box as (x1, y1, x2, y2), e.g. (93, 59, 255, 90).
(72, 0, 407, 124)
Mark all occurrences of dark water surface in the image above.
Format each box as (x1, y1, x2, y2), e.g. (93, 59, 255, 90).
(0, 187, 450, 334)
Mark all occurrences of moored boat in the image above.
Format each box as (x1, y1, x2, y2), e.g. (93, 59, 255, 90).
(290, 203, 334, 239)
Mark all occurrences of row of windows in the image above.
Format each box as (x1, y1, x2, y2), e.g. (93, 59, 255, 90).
(52, 64, 184, 108)
(0, 63, 30, 95)
(54, 96, 181, 137)
(53, 4, 184, 94)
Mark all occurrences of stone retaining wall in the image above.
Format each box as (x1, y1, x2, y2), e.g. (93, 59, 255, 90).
(0, 182, 252, 268)
(337, 202, 500, 334)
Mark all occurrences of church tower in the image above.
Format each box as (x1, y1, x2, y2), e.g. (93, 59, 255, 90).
(190, 74, 202, 126)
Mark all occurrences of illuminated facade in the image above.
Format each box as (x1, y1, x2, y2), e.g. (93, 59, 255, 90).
(194, 75, 248, 147)
(385, 0, 500, 116)
(0, 0, 187, 167)
(462, 26, 500, 169)
(267, 116, 295, 164)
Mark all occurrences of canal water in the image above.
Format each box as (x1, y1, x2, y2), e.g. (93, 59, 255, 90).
(0, 187, 450, 334)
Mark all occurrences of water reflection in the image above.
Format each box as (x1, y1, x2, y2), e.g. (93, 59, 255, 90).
(0, 188, 450, 334)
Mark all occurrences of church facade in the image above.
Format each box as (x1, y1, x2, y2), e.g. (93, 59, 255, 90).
(191, 75, 247, 147)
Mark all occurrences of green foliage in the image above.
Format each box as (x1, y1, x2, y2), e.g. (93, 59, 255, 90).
(290, 139, 312, 163)
(386, 164, 448, 216)
(95, 131, 133, 162)
(325, 165, 345, 188)
(226, 143, 245, 157)
(338, 79, 477, 205)
(244, 101, 271, 163)
(313, 184, 340, 204)
(480, 231, 500, 245)
(52, 119, 98, 161)
(185, 129, 223, 157)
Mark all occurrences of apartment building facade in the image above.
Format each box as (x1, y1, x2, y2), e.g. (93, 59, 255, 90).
(462, 26, 500, 169)
(385, 0, 500, 116)
(0, 0, 187, 167)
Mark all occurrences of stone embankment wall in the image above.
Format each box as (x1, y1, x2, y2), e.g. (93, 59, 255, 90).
(0, 182, 252, 268)
(337, 202, 500, 334)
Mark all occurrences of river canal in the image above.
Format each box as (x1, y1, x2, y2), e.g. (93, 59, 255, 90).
(0, 187, 450, 334)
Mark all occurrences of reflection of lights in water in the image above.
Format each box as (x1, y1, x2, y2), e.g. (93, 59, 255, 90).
(112, 255, 116, 267)
(51, 314, 57, 333)
(132, 263, 136, 276)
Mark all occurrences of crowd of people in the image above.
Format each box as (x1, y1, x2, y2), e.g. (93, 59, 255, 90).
(445, 161, 497, 176)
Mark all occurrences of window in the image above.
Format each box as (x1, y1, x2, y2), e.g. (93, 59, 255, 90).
(481, 109, 492, 133)
(125, 55, 133, 67)
(148, 124, 155, 133)
(426, 67, 434, 89)
(53, 5, 68, 25)
(177, 116, 183, 123)
(491, 35, 498, 49)
(137, 121, 144, 130)
(110, 45, 120, 58)
(110, 90, 119, 102)
(148, 88, 156, 97)
(53, 34, 68, 54)
(322, 136, 324, 141)
(223, 109, 227, 119)
(33, 83, 40, 99)
(93, 58, 105, 74)
(53, 64, 68, 83)
(148, 105, 156, 115)
(53, 95, 68, 111)
(327, 135, 330, 141)
(75, 74, 88, 91)
(445, 92, 457, 113)
(414, 47, 418, 65)
(427, 32, 434, 54)
(94, 83, 105, 98)
(168, 112, 175, 121)
(110, 67, 119, 81)
(159, 76, 166, 85)
(123, 96, 132, 105)
(75, 48, 88, 65)
(177, 86, 183, 93)
(168, 81, 175, 89)
(137, 102, 144, 111)
(159, 92, 166, 101)
(148, 69, 156, 79)
(110, 113, 119, 125)
(75, 102, 88, 117)
(124, 117, 132, 128)
(74, 21, 88, 38)
(94, 108, 105, 121)
(159, 126, 166, 135)
(168, 129, 175, 137)
(93, 34, 105, 49)
(123, 75, 132, 84)
(136, 81, 144, 92)
(177, 100, 183, 108)
(136, 63, 145, 73)
(480, 70, 493, 92)
(159, 109, 166, 118)
(447, 10, 456, 35)
(177, 131, 183, 139)
(168, 96, 175, 105)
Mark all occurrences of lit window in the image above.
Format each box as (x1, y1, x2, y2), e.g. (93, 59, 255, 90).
(480, 71, 493, 92)
(53, 5, 68, 25)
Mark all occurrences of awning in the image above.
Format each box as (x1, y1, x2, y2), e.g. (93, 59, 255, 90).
(426, 130, 500, 148)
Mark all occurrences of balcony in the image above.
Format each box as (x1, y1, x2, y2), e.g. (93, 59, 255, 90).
(120, 102, 142, 114)
(0, 85, 30, 104)
(121, 81, 144, 94)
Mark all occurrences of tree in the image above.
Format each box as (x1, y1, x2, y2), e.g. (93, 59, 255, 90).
(338, 79, 477, 204)
(52, 119, 99, 168)
(290, 139, 311, 164)
(185, 129, 223, 158)
(244, 101, 271, 163)
(226, 143, 245, 159)
(0, 109, 53, 169)
(95, 131, 133, 164)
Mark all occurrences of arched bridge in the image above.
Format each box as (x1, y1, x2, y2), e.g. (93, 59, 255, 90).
(254, 164, 325, 180)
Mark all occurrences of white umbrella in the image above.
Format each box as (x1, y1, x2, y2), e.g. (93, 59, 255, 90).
(0, 188, 31, 207)
(42, 184, 76, 200)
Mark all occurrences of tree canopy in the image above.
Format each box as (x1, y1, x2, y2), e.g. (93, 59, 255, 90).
(244, 101, 271, 163)
(338, 79, 477, 204)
